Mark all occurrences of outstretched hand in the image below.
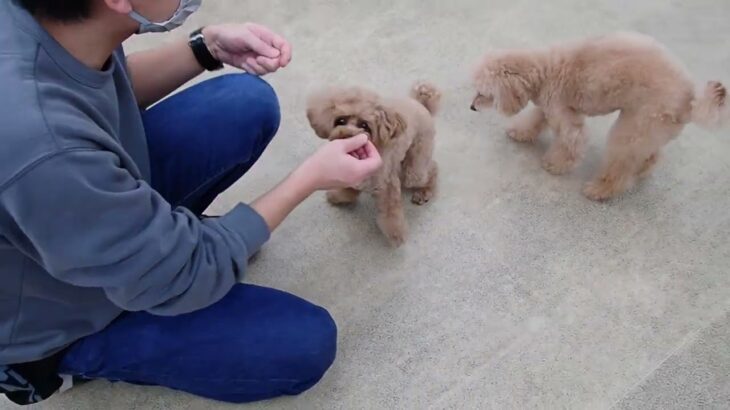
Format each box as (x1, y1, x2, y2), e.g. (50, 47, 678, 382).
(203, 23, 292, 75)
(250, 135, 380, 232)
(296, 134, 383, 191)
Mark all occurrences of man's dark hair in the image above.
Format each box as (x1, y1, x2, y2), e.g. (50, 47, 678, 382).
(18, 0, 93, 21)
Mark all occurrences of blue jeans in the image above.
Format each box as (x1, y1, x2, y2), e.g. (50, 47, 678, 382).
(57, 74, 337, 404)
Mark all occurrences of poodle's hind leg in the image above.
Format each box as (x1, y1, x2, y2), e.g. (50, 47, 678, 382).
(327, 188, 361, 206)
(506, 105, 547, 143)
(542, 109, 588, 175)
(410, 162, 438, 205)
(582, 153, 640, 201)
(375, 176, 407, 247)
(636, 151, 661, 179)
(634, 123, 682, 180)
(583, 112, 680, 201)
(403, 130, 438, 205)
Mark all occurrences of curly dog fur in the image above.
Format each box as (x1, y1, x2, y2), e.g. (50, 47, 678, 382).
(471, 32, 729, 200)
(307, 82, 441, 246)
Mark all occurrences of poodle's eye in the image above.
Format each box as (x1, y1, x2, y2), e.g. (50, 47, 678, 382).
(358, 121, 371, 133)
(334, 116, 348, 126)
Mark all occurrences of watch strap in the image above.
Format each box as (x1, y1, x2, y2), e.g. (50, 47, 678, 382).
(189, 28, 223, 71)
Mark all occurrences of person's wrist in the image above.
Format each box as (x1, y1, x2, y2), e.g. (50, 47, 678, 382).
(289, 163, 320, 197)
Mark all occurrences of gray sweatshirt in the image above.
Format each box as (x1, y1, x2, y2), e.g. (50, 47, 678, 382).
(0, 0, 270, 365)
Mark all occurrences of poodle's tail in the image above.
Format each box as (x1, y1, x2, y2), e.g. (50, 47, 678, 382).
(691, 81, 729, 129)
(410, 81, 441, 116)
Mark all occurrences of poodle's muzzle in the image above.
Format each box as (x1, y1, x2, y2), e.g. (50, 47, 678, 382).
(329, 125, 372, 141)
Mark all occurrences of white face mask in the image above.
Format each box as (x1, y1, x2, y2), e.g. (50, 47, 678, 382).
(129, 0, 201, 34)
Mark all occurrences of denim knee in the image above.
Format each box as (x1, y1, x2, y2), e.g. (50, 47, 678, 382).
(216, 305, 337, 403)
(288, 306, 338, 392)
(214, 73, 281, 147)
(217, 285, 338, 402)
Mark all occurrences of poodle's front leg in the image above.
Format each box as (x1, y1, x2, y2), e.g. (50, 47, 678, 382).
(506, 105, 547, 143)
(374, 176, 407, 247)
(542, 109, 588, 175)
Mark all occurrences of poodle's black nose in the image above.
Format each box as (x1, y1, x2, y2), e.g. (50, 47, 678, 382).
(470, 104, 477, 111)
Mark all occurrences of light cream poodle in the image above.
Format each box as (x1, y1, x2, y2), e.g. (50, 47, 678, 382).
(307, 82, 441, 246)
(471, 32, 728, 200)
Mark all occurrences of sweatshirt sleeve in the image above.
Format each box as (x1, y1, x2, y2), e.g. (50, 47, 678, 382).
(0, 149, 270, 315)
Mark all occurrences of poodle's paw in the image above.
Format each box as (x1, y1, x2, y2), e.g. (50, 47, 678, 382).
(383, 229, 407, 247)
(377, 214, 408, 247)
(411, 187, 434, 205)
(707, 81, 727, 105)
(326, 189, 360, 206)
(506, 127, 539, 143)
(541, 152, 577, 175)
(582, 180, 619, 201)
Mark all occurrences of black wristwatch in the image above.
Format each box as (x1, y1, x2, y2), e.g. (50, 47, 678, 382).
(189, 28, 224, 71)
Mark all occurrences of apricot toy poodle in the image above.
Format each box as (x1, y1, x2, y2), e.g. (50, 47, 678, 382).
(307, 82, 441, 246)
(471, 32, 728, 200)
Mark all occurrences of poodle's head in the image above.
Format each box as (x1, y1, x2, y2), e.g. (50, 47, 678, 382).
(471, 50, 537, 117)
(306, 87, 406, 150)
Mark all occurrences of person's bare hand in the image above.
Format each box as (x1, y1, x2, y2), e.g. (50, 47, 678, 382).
(203, 23, 292, 75)
(295, 134, 382, 192)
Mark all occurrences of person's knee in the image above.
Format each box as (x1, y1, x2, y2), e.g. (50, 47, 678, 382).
(210, 286, 338, 402)
(294, 306, 338, 387)
(216, 73, 281, 144)
(262, 304, 337, 399)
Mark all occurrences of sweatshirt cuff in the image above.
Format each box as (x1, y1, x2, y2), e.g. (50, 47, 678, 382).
(218, 203, 271, 255)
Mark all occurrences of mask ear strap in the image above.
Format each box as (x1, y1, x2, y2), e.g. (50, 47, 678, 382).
(128, 10, 160, 34)
(128, 10, 152, 26)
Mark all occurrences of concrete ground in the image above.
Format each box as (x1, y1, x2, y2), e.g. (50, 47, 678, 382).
(7, 0, 730, 409)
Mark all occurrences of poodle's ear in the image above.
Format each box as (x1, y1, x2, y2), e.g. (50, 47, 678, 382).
(306, 91, 336, 139)
(374, 105, 407, 147)
(494, 70, 530, 116)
